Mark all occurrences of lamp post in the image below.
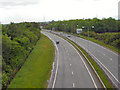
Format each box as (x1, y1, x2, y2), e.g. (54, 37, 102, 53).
(62, 24, 68, 37)
(74, 24, 79, 43)
(62, 24, 65, 37)
(82, 26, 94, 52)
(50, 24, 52, 30)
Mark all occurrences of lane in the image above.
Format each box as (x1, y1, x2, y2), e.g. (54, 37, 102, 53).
(69, 35, 118, 78)
(57, 32, 119, 87)
(42, 31, 102, 88)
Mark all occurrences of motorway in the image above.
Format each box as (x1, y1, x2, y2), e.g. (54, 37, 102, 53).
(42, 31, 102, 88)
(52, 31, 119, 88)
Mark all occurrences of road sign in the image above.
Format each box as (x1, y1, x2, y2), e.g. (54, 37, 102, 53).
(76, 29, 82, 34)
(52, 27, 55, 31)
(40, 26, 43, 29)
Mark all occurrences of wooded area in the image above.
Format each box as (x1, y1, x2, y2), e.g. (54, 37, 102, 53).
(45, 17, 120, 50)
(1, 17, 120, 88)
(45, 17, 119, 33)
(2, 22, 40, 88)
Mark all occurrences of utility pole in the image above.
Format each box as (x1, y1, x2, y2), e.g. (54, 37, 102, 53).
(82, 26, 94, 52)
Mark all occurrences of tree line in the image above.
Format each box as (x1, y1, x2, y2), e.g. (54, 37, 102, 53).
(44, 17, 120, 50)
(45, 17, 119, 33)
(2, 22, 40, 88)
(81, 31, 120, 49)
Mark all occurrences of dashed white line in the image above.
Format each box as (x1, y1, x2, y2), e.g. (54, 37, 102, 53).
(72, 83, 75, 87)
(72, 71, 73, 75)
(110, 58, 112, 61)
(46, 31, 97, 88)
(59, 36, 97, 88)
(76, 43, 119, 85)
(88, 50, 120, 85)
(76, 36, 118, 56)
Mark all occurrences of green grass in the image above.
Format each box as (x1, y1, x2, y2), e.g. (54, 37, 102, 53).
(8, 34, 55, 88)
(73, 34, 120, 54)
(53, 32, 113, 88)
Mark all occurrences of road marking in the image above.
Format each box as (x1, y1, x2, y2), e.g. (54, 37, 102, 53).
(75, 35, 118, 56)
(70, 64, 72, 66)
(42, 32, 60, 88)
(59, 37, 98, 88)
(72, 71, 73, 75)
(48, 31, 119, 88)
(74, 42, 120, 86)
(87, 50, 120, 86)
(72, 83, 75, 87)
(52, 41, 59, 88)
(110, 58, 112, 61)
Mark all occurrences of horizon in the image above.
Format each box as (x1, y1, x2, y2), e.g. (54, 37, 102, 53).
(0, 0, 119, 24)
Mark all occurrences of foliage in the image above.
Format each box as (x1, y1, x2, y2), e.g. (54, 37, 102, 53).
(8, 34, 55, 88)
(2, 22, 41, 88)
(44, 17, 120, 50)
(45, 17, 119, 33)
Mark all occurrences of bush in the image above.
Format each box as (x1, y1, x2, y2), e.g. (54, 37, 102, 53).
(2, 22, 41, 88)
(89, 31, 97, 37)
(2, 72, 9, 87)
(111, 39, 120, 49)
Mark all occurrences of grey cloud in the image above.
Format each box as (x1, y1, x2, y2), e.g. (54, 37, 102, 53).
(0, 0, 40, 8)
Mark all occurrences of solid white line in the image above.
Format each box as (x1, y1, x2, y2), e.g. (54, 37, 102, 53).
(72, 83, 75, 87)
(72, 38, 119, 85)
(75, 35, 118, 56)
(52, 44, 59, 88)
(110, 58, 112, 61)
(88, 50, 120, 84)
(42, 31, 59, 88)
(72, 71, 73, 75)
(59, 36, 98, 88)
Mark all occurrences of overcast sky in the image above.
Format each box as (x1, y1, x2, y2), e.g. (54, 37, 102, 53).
(0, 0, 119, 24)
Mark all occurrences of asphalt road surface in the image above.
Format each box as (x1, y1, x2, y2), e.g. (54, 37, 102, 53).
(42, 31, 102, 88)
(52, 31, 119, 87)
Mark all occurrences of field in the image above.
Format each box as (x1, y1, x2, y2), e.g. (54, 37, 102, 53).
(8, 34, 55, 88)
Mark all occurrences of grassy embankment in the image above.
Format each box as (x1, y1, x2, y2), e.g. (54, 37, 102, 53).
(8, 34, 55, 88)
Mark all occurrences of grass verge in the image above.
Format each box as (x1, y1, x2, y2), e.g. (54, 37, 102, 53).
(8, 34, 55, 88)
(53, 32, 113, 88)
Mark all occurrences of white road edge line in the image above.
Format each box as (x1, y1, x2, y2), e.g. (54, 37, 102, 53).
(87, 49, 119, 83)
(52, 47, 59, 88)
(41, 31, 59, 88)
(72, 38, 120, 85)
(88, 50, 120, 85)
(52, 42, 59, 88)
(74, 44, 106, 88)
(59, 36, 98, 88)
(75, 35, 118, 56)
(110, 58, 112, 61)
(72, 83, 75, 87)
(72, 71, 73, 75)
